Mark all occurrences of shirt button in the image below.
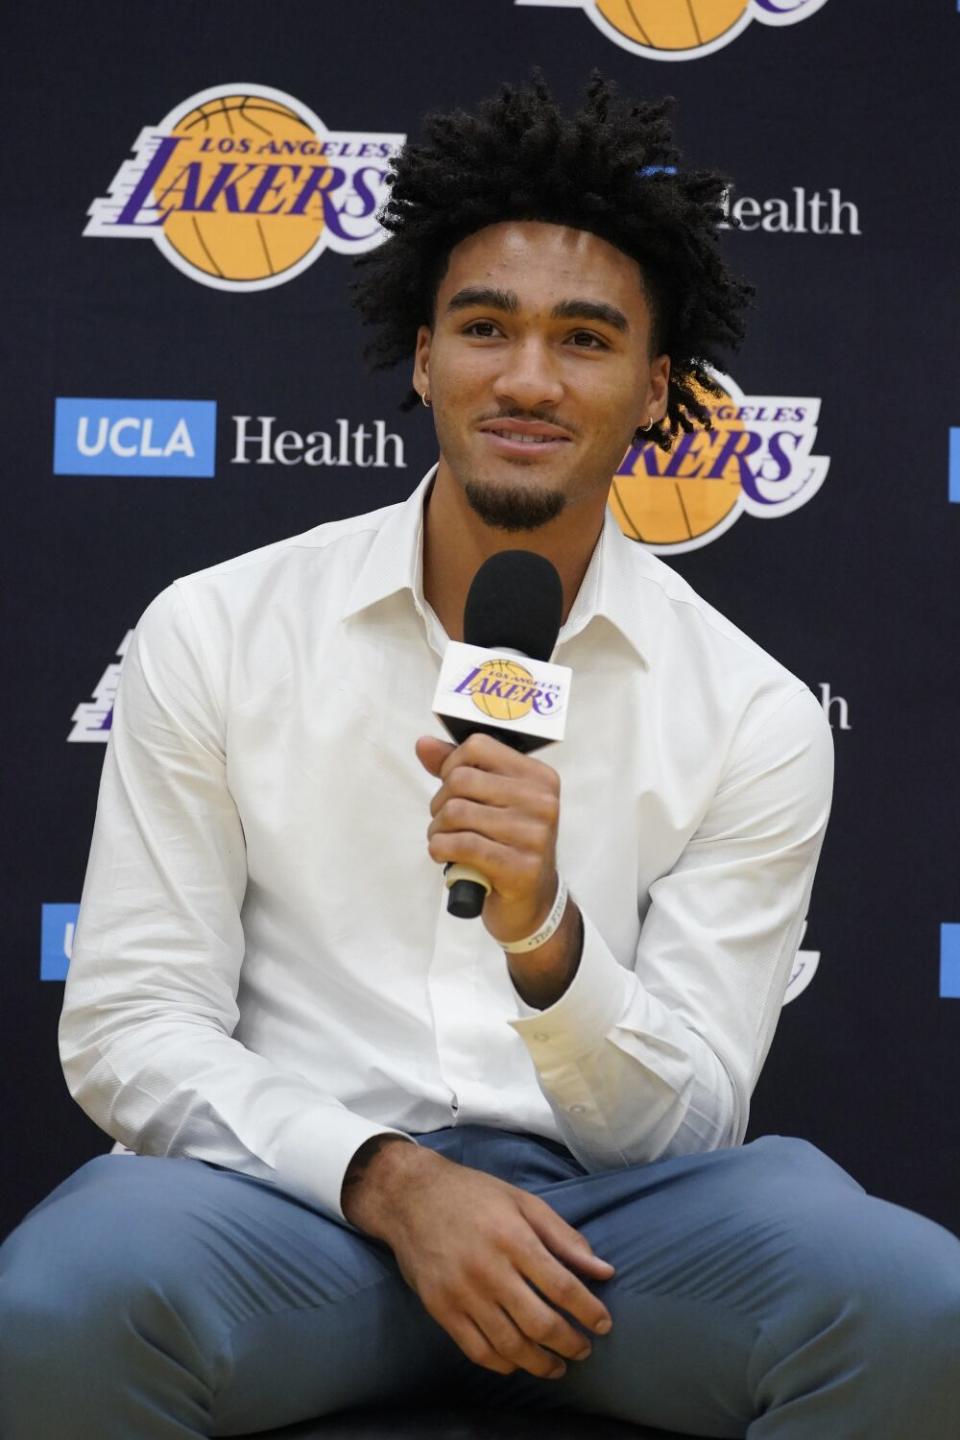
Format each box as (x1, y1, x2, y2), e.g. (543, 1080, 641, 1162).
(570, 1104, 587, 1115)
(533, 1032, 550, 1042)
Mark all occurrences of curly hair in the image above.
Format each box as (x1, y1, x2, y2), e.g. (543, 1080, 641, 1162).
(352, 72, 752, 452)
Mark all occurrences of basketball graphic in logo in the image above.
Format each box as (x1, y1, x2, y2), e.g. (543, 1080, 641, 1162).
(85, 84, 406, 291)
(466, 660, 538, 722)
(514, 0, 830, 62)
(595, 0, 747, 53)
(609, 369, 830, 554)
(160, 94, 327, 284)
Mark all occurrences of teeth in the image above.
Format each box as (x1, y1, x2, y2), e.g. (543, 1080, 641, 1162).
(498, 431, 555, 444)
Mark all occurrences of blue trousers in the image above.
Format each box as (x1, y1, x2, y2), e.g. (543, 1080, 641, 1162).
(1, 1127, 959, 1438)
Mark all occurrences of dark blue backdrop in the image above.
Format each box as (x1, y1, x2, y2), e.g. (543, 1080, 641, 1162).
(5, 0, 959, 1239)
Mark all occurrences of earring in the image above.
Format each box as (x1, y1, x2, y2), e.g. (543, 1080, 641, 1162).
(640, 418, 654, 432)
(421, 392, 431, 408)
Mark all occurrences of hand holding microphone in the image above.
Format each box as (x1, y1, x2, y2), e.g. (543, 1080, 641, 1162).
(416, 549, 575, 949)
(416, 730, 566, 950)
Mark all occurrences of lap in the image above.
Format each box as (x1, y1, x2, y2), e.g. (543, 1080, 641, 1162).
(4, 1129, 958, 1439)
(409, 1129, 960, 1434)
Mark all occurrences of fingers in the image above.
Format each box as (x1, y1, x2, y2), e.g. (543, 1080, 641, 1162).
(428, 798, 547, 852)
(419, 731, 558, 786)
(535, 1220, 617, 1281)
(428, 766, 512, 817)
(415, 735, 456, 777)
(497, 1286, 594, 1368)
(445, 1255, 604, 1381)
(449, 1295, 589, 1381)
(522, 1244, 614, 1339)
(446, 1314, 546, 1380)
(425, 754, 559, 880)
(428, 766, 558, 822)
(520, 1201, 615, 1336)
(472, 1302, 577, 1380)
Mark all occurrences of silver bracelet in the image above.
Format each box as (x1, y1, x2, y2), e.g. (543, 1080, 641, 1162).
(501, 876, 569, 954)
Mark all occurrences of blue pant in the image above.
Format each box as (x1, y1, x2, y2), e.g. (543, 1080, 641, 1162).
(1, 1128, 959, 1438)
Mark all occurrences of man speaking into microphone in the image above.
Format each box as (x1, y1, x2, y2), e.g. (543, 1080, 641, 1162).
(3, 74, 959, 1439)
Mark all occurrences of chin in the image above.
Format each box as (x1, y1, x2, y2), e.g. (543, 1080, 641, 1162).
(463, 477, 567, 532)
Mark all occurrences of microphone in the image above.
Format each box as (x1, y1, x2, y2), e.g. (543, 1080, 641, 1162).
(431, 551, 571, 919)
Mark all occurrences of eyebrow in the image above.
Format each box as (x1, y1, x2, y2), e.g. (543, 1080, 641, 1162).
(446, 286, 629, 333)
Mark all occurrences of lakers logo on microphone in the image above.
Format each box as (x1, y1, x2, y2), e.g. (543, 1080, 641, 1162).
(437, 645, 570, 744)
(455, 659, 553, 722)
(84, 84, 405, 291)
(514, 0, 829, 62)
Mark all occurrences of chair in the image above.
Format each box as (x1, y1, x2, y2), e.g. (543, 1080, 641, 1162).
(245, 1405, 691, 1438)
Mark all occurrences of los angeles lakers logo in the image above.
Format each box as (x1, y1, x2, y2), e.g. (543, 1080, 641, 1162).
(515, 0, 829, 62)
(610, 370, 828, 554)
(454, 659, 561, 722)
(85, 85, 406, 291)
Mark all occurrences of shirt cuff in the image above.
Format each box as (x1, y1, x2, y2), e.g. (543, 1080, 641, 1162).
(272, 1104, 415, 1224)
(507, 906, 634, 1066)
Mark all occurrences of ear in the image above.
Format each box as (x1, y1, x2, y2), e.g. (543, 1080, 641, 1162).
(647, 353, 670, 425)
(413, 325, 432, 400)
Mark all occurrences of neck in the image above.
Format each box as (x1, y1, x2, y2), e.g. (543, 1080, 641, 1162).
(421, 459, 607, 643)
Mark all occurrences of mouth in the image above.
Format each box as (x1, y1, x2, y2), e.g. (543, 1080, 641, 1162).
(477, 418, 574, 459)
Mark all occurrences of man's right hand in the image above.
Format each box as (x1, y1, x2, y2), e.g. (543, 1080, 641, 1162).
(341, 1136, 615, 1381)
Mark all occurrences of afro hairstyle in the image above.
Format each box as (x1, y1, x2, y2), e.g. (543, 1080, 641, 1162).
(352, 72, 753, 451)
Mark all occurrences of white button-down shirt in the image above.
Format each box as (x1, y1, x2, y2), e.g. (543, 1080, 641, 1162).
(60, 467, 833, 1222)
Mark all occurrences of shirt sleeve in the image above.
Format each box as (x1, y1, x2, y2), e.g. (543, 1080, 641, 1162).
(59, 582, 411, 1224)
(507, 684, 834, 1169)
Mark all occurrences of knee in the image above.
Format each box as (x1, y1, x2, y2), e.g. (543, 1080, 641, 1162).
(727, 1140, 960, 1319)
(839, 1199, 960, 1341)
(749, 1194, 960, 1423)
(0, 1158, 233, 1432)
(745, 1135, 867, 1196)
(0, 1156, 217, 1355)
(762, 1177, 960, 1357)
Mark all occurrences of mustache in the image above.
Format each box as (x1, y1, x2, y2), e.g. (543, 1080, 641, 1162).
(475, 409, 580, 436)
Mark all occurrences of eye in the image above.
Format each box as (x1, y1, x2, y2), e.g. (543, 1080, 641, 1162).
(568, 330, 609, 349)
(463, 320, 502, 338)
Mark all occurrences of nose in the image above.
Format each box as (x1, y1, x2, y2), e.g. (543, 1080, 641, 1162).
(492, 335, 564, 413)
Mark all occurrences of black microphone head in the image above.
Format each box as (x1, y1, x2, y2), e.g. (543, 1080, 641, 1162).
(463, 551, 563, 661)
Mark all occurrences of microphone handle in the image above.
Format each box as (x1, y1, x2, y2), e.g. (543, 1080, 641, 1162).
(444, 862, 491, 919)
(438, 672, 553, 919)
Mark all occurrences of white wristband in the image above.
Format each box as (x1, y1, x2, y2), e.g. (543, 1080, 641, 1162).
(501, 876, 569, 954)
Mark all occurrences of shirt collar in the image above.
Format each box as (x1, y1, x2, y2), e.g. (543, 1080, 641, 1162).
(557, 502, 651, 667)
(341, 464, 651, 667)
(340, 466, 437, 624)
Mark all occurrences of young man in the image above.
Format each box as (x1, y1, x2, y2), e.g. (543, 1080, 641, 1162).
(2, 76, 958, 1438)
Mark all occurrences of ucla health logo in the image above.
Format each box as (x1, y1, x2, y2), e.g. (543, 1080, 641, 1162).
(54, 398, 216, 476)
(610, 369, 828, 554)
(85, 85, 405, 290)
(515, 0, 828, 61)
